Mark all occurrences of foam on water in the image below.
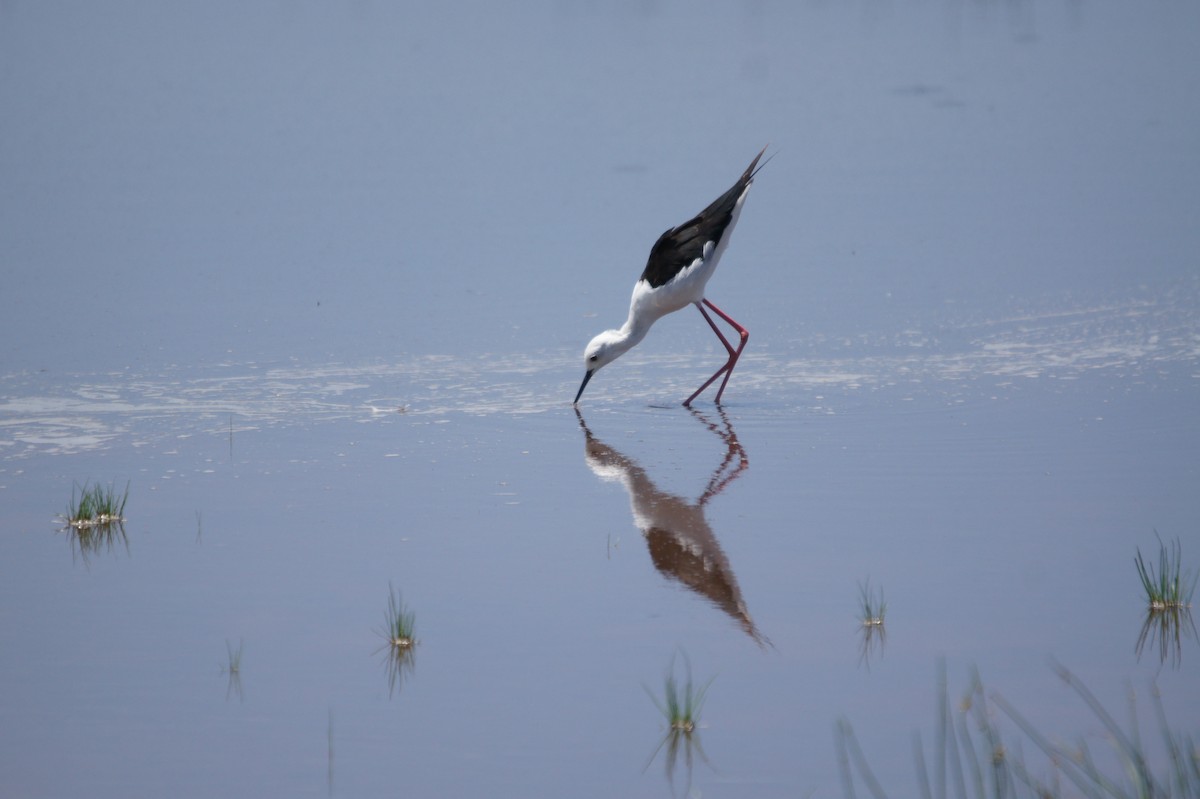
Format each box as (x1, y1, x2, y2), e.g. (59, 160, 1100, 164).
(2, 291, 1196, 459)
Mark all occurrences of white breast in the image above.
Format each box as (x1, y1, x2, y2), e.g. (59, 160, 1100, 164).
(631, 240, 718, 320)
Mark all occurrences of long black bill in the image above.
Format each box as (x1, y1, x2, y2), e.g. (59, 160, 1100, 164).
(573, 370, 594, 405)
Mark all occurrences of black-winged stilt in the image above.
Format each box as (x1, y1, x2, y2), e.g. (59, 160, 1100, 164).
(574, 147, 769, 406)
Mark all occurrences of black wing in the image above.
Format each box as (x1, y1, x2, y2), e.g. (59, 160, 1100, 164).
(638, 146, 768, 289)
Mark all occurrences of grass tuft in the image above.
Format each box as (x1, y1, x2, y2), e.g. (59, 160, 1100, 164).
(1133, 534, 1198, 667)
(645, 651, 713, 732)
(380, 583, 416, 649)
(1135, 533, 1196, 611)
(375, 584, 417, 698)
(643, 651, 715, 795)
(857, 579, 888, 669)
(62, 481, 129, 528)
(57, 481, 130, 564)
(859, 579, 887, 627)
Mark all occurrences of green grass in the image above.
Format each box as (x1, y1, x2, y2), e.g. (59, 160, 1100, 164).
(58, 481, 130, 563)
(859, 579, 887, 627)
(379, 583, 416, 648)
(1135, 534, 1197, 611)
(858, 580, 888, 668)
(645, 651, 713, 732)
(62, 480, 129, 528)
(837, 661, 1200, 799)
(643, 652, 715, 795)
(376, 584, 417, 698)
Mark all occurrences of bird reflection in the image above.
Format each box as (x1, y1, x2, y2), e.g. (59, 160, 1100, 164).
(575, 408, 767, 646)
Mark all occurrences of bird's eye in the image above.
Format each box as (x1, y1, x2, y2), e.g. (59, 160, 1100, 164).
(588, 354, 598, 362)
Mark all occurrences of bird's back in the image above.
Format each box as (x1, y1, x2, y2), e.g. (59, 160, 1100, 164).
(638, 147, 766, 290)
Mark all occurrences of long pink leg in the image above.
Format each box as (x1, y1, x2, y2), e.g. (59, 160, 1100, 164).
(683, 299, 749, 406)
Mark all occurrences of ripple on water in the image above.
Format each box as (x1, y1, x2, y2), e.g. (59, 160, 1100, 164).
(1, 291, 1196, 459)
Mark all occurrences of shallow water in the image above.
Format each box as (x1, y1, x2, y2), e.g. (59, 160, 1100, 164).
(2, 1, 1199, 796)
(4, 290, 1197, 796)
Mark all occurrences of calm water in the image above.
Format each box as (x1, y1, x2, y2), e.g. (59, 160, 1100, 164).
(2, 1, 1198, 797)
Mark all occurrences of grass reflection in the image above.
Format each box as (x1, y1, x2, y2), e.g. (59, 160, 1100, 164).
(60, 518, 129, 564)
(643, 651, 714, 796)
(1135, 605, 1197, 669)
(221, 639, 244, 703)
(838, 661, 1200, 799)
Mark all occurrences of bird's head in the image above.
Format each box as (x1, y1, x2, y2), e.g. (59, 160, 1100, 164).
(574, 329, 628, 404)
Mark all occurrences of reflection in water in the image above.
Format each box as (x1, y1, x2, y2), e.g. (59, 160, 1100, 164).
(378, 644, 417, 698)
(327, 709, 335, 799)
(225, 667, 243, 703)
(645, 725, 710, 798)
(576, 408, 767, 646)
(59, 519, 129, 565)
(1135, 607, 1197, 669)
(858, 621, 886, 670)
(857, 580, 887, 669)
(222, 639, 244, 703)
(642, 651, 714, 798)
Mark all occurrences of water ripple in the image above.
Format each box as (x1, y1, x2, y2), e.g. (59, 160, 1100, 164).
(1, 292, 1196, 459)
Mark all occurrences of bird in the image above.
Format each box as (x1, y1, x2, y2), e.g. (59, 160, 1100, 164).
(574, 146, 768, 406)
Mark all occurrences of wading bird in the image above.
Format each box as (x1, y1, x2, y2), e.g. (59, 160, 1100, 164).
(574, 147, 768, 406)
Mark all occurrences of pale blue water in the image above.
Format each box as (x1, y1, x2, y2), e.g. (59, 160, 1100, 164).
(2, 1, 1198, 796)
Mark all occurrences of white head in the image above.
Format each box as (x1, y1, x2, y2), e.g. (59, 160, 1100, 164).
(573, 328, 636, 404)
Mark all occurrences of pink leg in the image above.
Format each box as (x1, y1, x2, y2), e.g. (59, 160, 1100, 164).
(683, 299, 749, 406)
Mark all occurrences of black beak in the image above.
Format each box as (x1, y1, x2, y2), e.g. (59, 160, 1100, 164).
(573, 370, 594, 405)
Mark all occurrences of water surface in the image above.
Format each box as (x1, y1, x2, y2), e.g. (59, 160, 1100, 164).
(2, 1, 1198, 796)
